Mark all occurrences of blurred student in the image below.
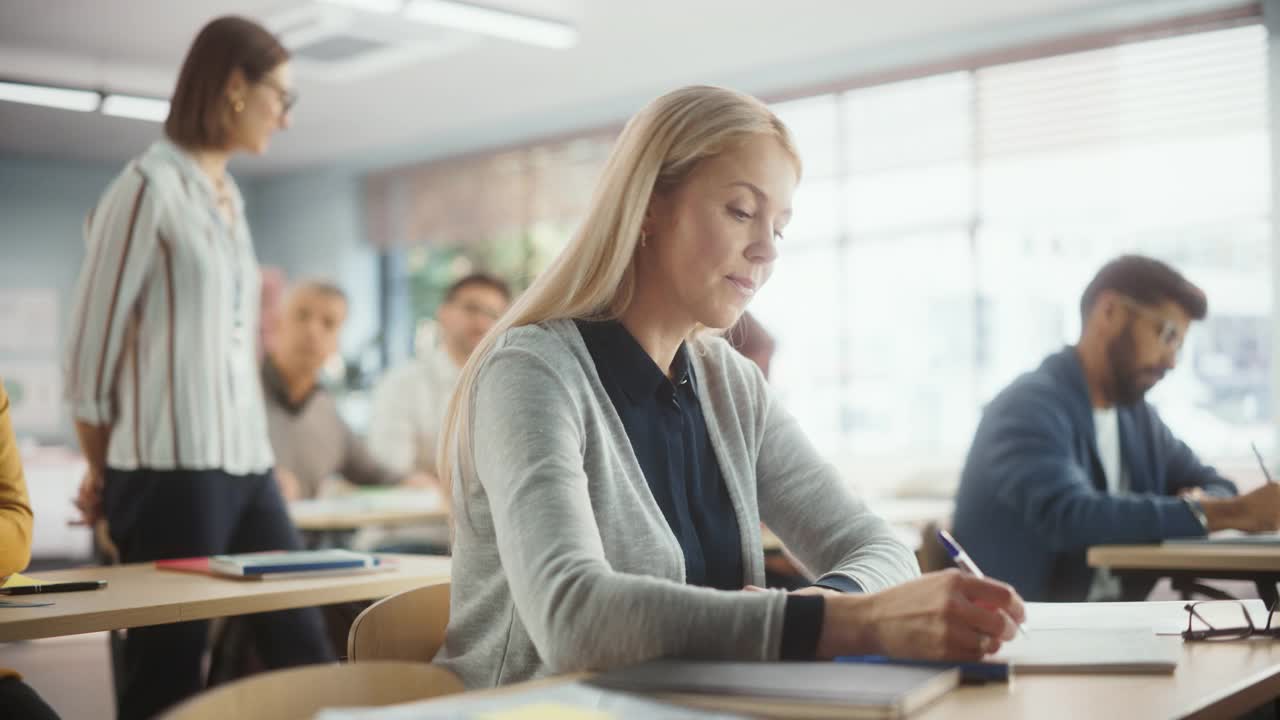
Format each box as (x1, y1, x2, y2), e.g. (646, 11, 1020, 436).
(258, 265, 288, 358)
(952, 255, 1277, 602)
(0, 384, 58, 719)
(65, 17, 332, 719)
(435, 86, 1024, 690)
(263, 280, 429, 500)
(367, 273, 511, 483)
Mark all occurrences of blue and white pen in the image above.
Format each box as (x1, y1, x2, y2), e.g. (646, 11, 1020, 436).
(937, 529, 1030, 638)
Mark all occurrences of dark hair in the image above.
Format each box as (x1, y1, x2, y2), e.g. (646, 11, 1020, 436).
(165, 16, 289, 150)
(444, 273, 512, 303)
(1080, 255, 1208, 323)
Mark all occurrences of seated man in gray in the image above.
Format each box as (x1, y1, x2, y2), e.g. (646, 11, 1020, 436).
(953, 255, 1280, 602)
(262, 280, 427, 500)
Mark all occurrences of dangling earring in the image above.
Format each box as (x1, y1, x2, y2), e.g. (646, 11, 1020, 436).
(233, 98, 245, 113)
(639, 231, 648, 248)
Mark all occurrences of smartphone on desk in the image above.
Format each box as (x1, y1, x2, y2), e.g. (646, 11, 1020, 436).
(0, 580, 108, 595)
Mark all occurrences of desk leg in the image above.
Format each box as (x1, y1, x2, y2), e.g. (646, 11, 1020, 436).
(1256, 580, 1279, 611)
(303, 529, 357, 550)
(1172, 577, 1237, 601)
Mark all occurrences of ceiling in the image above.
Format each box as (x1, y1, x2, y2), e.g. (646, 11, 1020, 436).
(0, 0, 1235, 176)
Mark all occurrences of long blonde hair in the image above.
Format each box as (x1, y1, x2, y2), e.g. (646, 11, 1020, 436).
(437, 85, 800, 503)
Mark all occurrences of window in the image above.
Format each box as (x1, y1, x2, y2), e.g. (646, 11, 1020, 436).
(753, 23, 1271, 492)
(371, 21, 1272, 494)
(367, 134, 615, 355)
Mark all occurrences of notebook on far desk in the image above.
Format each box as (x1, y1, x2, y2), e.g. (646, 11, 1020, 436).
(589, 660, 959, 719)
(1165, 530, 1280, 545)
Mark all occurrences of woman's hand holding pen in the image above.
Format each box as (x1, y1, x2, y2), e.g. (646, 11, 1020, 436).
(815, 570, 1026, 662)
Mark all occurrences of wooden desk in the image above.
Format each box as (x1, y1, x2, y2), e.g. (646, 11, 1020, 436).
(914, 640, 1280, 720)
(1089, 543, 1280, 607)
(419, 641, 1280, 720)
(407, 602, 1280, 720)
(290, 490, 448, 532)
(0, 554, 450, 642)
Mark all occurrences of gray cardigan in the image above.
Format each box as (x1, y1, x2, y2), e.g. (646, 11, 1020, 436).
(435, 319, 919, 688)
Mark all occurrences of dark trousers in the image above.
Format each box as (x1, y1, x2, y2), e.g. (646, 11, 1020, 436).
(0, 676, 60, 719)
(103, 468, 335, 720)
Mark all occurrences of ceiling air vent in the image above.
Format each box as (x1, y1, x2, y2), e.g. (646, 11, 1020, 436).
(294, 34, 390, 62)
(267, 3, 476, 82)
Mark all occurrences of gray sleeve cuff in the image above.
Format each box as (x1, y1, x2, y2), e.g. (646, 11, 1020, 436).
(813, 573, 864, 594)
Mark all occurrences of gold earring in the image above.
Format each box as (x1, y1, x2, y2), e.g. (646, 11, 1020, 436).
(233, 98, 245, 113)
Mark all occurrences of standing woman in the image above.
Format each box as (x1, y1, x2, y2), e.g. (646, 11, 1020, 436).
(65, 16, 332, 719)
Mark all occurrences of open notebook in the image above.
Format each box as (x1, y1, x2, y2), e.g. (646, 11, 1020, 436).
(990, 628, 1180, 674)
(974, 600, 1237, 674)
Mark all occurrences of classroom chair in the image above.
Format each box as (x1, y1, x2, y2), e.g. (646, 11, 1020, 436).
(348, 580, 450, 662)
(159, 661, 463, 720)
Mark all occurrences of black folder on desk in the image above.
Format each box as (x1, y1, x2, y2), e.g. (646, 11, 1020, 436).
(589, 660, 959, 719)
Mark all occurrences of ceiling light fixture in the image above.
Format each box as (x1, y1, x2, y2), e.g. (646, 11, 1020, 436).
(101, 94, 170, 123)
(317, 0, 404, 13)
(403, 0, 577, 49)
(0, 80, 100, 112)
(0, 79, 171, 123)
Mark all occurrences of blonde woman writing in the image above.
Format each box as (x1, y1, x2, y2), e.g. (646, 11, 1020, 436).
(435, 86, 1025, 689)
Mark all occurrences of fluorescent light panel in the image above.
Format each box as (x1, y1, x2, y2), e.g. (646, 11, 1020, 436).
(0, 81, 100, 112)
(403, 0, 577, 49)
(0, 80, 170, 123)
(319, 0, 403, 12)
(101, 94, 170, 123)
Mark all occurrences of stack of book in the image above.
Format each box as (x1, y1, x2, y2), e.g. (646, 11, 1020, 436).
(156, 549, 391, 580)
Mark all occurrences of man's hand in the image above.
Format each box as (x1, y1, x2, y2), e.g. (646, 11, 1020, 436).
(275, 467, 301, 502)
(1202, 482, 1280, 533)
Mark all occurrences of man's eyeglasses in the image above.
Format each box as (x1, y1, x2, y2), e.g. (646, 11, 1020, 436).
(1183, 600, 1280, 641)
(1117, 296, 1184, 351)
(258, 79, 298, 114)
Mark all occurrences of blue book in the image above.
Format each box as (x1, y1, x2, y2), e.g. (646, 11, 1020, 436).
(836, 655, 1010, 684)
(208, 549, 381, 577)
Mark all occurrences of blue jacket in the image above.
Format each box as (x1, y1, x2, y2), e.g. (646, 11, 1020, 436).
(952, 347, 1237, 602)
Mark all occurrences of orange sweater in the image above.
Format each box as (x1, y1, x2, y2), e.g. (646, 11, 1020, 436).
(0, 384, 34, 680)
(0, 384, 33, 580)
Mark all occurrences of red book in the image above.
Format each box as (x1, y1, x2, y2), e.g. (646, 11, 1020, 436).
(154, 557, 216, 575)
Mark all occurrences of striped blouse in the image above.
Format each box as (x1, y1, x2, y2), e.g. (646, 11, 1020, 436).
(63, 139, 274, 475)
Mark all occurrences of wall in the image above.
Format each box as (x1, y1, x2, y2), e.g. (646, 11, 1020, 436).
(0, 154, 119, 440)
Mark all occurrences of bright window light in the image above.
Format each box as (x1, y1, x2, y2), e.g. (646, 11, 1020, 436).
(0, 81, 100, 112)
(404, 0, 577, 49)
(101, 94, 171, 123)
